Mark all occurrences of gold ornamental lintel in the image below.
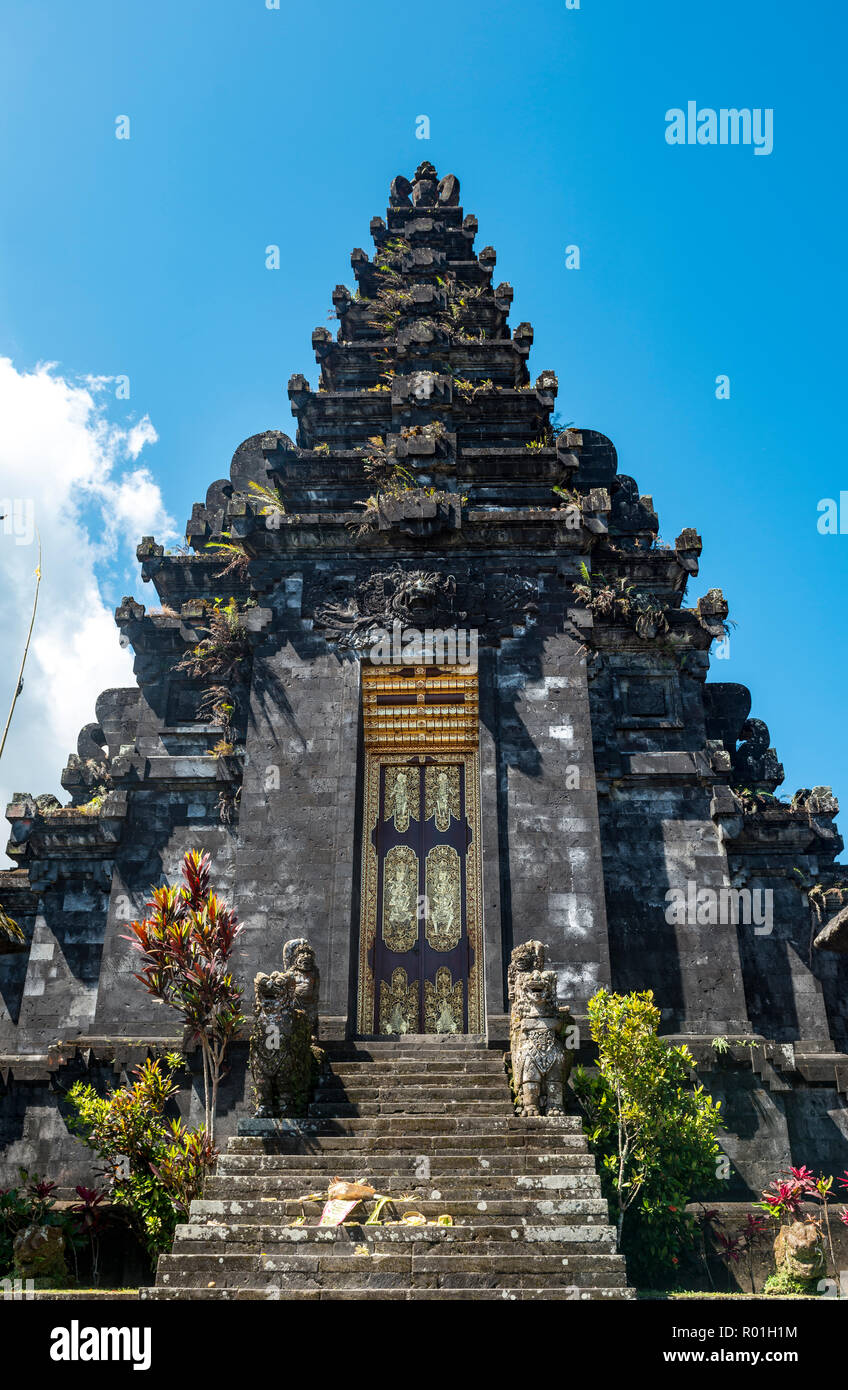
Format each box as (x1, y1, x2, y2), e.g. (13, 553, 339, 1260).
(362, 662, 479, 753)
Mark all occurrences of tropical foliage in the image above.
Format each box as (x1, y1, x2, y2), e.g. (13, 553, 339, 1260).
(68, 1054, 215, 1262)
(573, 988, 723, 1283)
(124, 851, 244, 1139)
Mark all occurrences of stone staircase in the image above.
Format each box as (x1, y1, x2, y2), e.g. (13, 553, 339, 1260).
(142, 1038, 634, 1301)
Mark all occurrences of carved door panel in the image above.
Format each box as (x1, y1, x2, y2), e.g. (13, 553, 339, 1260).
(372, 759, 474, 1034)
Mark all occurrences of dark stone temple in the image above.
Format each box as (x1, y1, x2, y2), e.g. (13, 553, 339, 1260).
(2, 162, 847, 1201)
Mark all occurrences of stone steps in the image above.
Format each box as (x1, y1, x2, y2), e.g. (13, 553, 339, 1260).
(233, 1114, 584, 1135)
(313, 1082, 511, 1096)
(144, 1286, 630, 1301)
(320, 1064, 508, 1078)
(217, 1152, 598, 1173)
(321, 1061, 507, 1074)
(321, 1038, 489, 1058)
(204, 1173, 604, 1198)
(190, 1197, 611, 1222)
(317, 1074, 509, 1087)
(321, 1068, 508, 1082)
(309, 1101, 514, 1116)
(222, 1123, 581, 1145)
(169, 1224, 617, 1251)
(145, 1043, 634, 1301)
(154, 1254, 628, 1290)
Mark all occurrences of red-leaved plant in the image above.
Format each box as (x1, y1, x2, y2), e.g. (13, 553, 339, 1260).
(757, 1165, 848, 1293)
(125, 850, 244, 1141)
(70, 1185, 109, 1285)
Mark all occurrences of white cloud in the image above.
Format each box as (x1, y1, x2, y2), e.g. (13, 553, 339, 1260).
(126, 419, 158, 461)
(0, 358, 177, 862)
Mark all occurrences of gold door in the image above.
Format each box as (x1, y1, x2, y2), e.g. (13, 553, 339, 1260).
(357, 664, 484, 1035)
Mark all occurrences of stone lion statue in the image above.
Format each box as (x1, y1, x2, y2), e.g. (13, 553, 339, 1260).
(249, 938, 321, 1118)
(508, 941, 574, 1117)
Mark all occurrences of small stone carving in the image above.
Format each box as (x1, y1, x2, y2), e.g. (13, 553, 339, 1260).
(696, 588, 730, 640)
(249, 938, 321, 1118)
(731, 718, 785, 793)
(610, 475, 659, 539)
(813, 904, 848, 954)
(793, 785, 839, 817)
(508, 940, 574, 1117)
(13, 1224, 67, 1286)
(771, 1220, 826, 1288)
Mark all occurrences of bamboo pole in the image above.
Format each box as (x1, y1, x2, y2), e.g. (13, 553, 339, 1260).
(0, 529, 41, 765)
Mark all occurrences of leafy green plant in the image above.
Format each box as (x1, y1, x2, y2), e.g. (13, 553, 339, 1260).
(124, 851, 244, 1140)
(0, 905, 26, 948)
(762, 1266, 810, 1295)
(573, 988, 723, 1284)
(366, 285, 415, 333)
(375, 236, 410, 273)
(68, 1055, 215, 1262)
(41, 787, 110, 818)
(205, 532, 250, 580)
(573, 569, 670, 641)
(552, 484, 581, 509)
(247, 478, 286, 519)
(177, 597, 251, 681)
(174, 596, 252, 741)
(348, 435, 428, 534)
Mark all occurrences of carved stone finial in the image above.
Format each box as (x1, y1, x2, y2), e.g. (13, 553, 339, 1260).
(412, 174, 437, 207)
(696, 588, 729, 639)
(508, 940, 574, 1117)
(390, 175, 412, 207)
(731, 718, 785, 793)
(437, 174, 460, 205)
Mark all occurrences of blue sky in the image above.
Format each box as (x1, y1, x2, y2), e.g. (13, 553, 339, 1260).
(0, 0, 846, 810)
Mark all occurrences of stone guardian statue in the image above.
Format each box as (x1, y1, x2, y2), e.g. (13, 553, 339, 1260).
(249, 938, 322, 1118)
(508, 940, 574, 1117)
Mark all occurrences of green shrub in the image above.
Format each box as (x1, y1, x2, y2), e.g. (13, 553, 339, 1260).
(67, 1053, 215, 1263)
(573, 988, 723, 1285)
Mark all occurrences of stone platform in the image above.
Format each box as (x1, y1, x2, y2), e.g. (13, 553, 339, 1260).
(142, 1040, 634, 1301)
